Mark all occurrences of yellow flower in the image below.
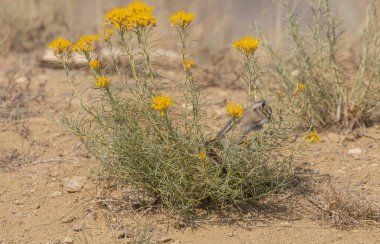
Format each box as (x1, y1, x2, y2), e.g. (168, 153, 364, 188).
(48, 37, 72, 55)
(294, 83, 305, 95)
(73, 34, 99, 53)
(182, 59, 195, 70)
(89, 59, 100, 71)
(232, 36, 263, 54)
(127, 1, 156, 27)
(305, 131, 320, 143)
(96, 76, 111, 88)
(169, 10, 195, 28)
(101, 28, 113, 41)
(152, 95, 173, 116)
(197, 151, 206, 161)
(105, 7, 131, 30)
(226, 102, 244, 118)
(104, 1, 156, 31)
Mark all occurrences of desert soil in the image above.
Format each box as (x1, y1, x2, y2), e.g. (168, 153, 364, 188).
(0, 53, 380, 244)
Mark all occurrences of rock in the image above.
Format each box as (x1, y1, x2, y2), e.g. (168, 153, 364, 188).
(66, 176, 86, 193)
(62, 216, 76, 224)
(227, 232, 234, 237)
(52, 191, 62, 198)
(71, 224, 82, 232)
(39, 48, 87, 69)
(348, 148, 362, 155)
(63, 237, 73, 244)
(14, 199, 22, 205)
(15, 76, 28, 84)
(158, 237, 172, 243)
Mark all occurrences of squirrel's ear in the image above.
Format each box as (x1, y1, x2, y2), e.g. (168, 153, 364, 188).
(261, 100, 266, 108)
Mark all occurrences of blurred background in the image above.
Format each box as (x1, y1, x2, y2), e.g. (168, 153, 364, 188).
(0, 0, 375, 55)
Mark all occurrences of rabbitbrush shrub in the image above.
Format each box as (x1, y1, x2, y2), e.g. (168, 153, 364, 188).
(263, 0, 380, 130)
(49, 1, 301, 219)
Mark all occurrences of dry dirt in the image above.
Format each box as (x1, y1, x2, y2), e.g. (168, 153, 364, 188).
(0, 53, 380, 244)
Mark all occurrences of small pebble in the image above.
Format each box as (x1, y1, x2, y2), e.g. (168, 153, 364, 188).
(66, 176, 86, 193)
(14, 200, 22, 205)
(63, 237, 73, 244)
(72, 224, 82, 232)
(62, 216, 76, 224)
(159, 237, 172, 243)
(348, 148, 362, 155)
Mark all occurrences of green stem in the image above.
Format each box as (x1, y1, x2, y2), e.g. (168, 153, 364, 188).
(107, 41, 126, 84)
(138, 28, 157, 93)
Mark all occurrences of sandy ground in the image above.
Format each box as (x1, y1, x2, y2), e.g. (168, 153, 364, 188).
(0, 54, 380, 243)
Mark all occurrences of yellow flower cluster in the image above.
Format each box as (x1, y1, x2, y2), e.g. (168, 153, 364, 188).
(104, 1, 156, 31)
(169, 10, 195, 28)
(89, 59, 100, 71)
(305, 131, 320, 143)
(232, 36, 262, 54)
(101, 28, 113, 41)
(96, 76, 111, 88)
(197, 151, 206, 161)
(73, 35, 99, 53)
(294, 83, 305, 95)
(127, 1, 156, 27)
(48, 37, 72, 55)
(226, 102, 244, 118)
(152, 95, 172, 116)
(182, 58, 195, 70)
(105, 8, 128, 30)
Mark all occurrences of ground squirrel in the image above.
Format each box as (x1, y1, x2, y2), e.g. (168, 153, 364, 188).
(206, 99, 272, 168)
